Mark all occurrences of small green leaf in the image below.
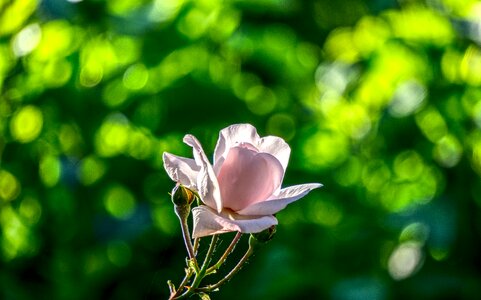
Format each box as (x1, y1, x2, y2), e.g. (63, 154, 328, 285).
(198, 292, 211, 300)
(187, 258, 199, 273)
(167, 280, 176, 293)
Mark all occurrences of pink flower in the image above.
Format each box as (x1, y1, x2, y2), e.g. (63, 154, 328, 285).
(163, 124, 322, 238)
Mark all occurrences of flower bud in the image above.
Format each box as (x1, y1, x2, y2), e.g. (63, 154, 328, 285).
(171, 184, 196, 206)
(249, 225, 277, 249)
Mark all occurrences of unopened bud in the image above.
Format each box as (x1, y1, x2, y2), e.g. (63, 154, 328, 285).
(171, 184, 196, 206)
(249, 225, 277, 249)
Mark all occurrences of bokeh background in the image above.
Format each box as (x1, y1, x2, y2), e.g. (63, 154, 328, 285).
(1, 0, 481, 299)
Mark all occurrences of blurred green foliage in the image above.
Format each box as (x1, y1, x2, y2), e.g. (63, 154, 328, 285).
(1, 0, 481, 299)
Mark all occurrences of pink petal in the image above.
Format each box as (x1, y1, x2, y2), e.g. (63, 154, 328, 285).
(237, 183, 323, 216)
(217, 146, 284, 211)
(183, 134, 222, 212)
(258, 135, 291, 173)
(162, 152, 200, 190)
(213, 124, 260, 174)
(192, 206, 278, 238)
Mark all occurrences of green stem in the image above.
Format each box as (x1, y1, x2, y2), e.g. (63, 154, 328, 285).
(168, 267, 194, 300)
(175, 205, 195, 260)
(207, 232, 242, 274)
(197, 245, 254, 293)
(193, 237, 200, 255)
(200, 235, 218, 273)
(174, 235, 219, 299)
(178, 268, 194, 292)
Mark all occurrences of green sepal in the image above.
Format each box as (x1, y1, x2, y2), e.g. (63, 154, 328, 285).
(249, 225, 277, 249)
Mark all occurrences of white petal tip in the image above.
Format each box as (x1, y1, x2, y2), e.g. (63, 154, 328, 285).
(163, 152, 175, 161)
(183, 134, 195, 144)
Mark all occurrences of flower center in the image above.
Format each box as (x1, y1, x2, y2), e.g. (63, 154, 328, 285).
(217, 146, 283, 212)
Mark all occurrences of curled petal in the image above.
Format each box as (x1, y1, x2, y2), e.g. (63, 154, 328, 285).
(162, 152, 200, 190)
(192, 206, 278, 238)
(183, 134, 222, 212)
(236, 183, 323, 216)
(258, 135, 291, 173)
(213, 124, 260, 174)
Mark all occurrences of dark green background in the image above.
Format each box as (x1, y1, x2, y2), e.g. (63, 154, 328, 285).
(1, 0, 481, 299)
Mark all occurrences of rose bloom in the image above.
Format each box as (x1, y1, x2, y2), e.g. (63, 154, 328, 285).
(163, 124, 322, 238)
